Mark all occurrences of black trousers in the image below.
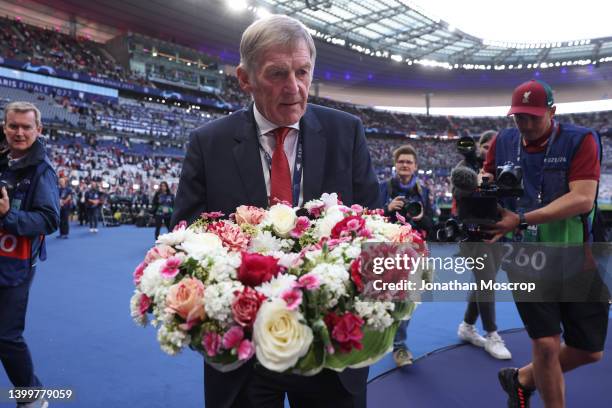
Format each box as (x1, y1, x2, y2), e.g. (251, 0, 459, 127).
(154, 214, 171, 239)
(59, 207, 71, 236)
(231, 367, 365, 408)
(462, 243, 502, 332)
(0, 278, 41, 389)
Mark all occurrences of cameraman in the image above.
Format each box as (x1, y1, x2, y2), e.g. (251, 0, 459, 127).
(379, 144, 434, 367)
(482, 80, 608, 407)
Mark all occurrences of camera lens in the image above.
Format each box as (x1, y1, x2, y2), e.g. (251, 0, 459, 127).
(405, 200, 423, 217)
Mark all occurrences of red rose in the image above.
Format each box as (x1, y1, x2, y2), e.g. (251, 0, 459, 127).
(238, 252, 281, 286)
(331, 216, 366, 239)
(324, 312, 364, 353)
(231, 287, 266, 328)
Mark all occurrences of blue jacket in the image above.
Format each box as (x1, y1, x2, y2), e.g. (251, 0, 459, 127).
(495, 122, 600, 243)
(0, 139, 60, 286)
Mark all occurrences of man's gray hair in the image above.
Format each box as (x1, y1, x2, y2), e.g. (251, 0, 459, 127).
(239, 14, 316, 75)
(3, 101, 42, 128)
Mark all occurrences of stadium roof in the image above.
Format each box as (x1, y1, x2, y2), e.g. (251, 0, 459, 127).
(255, 0, 612, 70)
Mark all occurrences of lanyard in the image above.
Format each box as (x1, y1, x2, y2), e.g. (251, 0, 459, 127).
(257, 127, 303, 207)
(515, 120, 559, 205)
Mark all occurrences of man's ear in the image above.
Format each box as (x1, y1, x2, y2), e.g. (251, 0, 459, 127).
(236, 65, 253, 94)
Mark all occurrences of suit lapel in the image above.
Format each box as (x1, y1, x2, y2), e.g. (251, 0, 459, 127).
(232, 106, 268, 207)
(301, 106, 325, 202)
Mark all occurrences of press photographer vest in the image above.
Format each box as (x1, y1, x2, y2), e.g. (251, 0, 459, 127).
(495, 123, 601, 243)
(0, 158, 51, 286)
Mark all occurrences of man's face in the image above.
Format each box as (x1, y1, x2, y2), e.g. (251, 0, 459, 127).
(478, 141, 491, 160)
(395, 154, 417, 180)
(3, 110, 41, 158)
(237, 41, 312, 126)
(512, 107, 555, 141)
(59, 178, 67, 188)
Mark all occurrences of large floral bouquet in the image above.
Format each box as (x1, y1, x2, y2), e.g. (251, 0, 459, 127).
(130, 193, 427, 374)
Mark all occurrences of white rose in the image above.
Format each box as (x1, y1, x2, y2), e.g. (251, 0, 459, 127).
(267, 204, 297, 237)
(253, 298, 313, 372)
(178, 231, 224, 259)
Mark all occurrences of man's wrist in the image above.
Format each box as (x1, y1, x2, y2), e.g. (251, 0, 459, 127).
(517, 211, 529, 230)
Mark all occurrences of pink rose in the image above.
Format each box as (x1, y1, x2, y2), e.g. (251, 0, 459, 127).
(133, 261, 147, 285)
(297, 274, 320, 290)
(231, 287, 266, 328)
(145, 244, 176, 264)
(203, 332, 222, 357)
(290, 216, 311, 238)
(161, 256, 182, 279)
(324, 312, 364, 353)
(281, 289, 303, 310)
(138, 293, 151, 316)
(237, 339, 255, 361)
(208, 221, 250, 252)
(222, 326, 245, 350)
(234, 205, 266, 226)
(165, 277, 205, 325)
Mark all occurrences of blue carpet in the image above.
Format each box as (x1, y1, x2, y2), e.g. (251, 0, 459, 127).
(0, 224, 609, 407)
(369, 323, 612, 407)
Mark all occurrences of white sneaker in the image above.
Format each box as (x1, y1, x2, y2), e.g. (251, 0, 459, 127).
(457, 322, 486, 347)
(89, 228, 94, 233)
(485, 332, 512, 359)
(94, 228, 98, 233)
(18, 397, 49, 408)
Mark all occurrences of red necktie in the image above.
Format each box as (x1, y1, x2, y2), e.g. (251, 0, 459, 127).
(269, 127, 292, 205)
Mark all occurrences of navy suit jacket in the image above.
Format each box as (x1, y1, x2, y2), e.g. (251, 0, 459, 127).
(172, 103, 380, 407)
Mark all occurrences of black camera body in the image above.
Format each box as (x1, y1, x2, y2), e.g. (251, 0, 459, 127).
(401, 198, 423, 218)
(0, 179, 13, 200)
(438, 162, 525, 241)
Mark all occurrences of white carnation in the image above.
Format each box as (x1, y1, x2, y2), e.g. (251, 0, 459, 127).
(156, 227, 188, 246)
(313, 207, 345, 239)
(178, 231, 225, 259)
(256, 274, 298, 299)
(250, 230, 284, 253)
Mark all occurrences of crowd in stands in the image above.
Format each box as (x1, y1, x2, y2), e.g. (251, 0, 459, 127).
(1, 16, 611, 207)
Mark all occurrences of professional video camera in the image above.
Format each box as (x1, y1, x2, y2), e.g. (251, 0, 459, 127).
(436, 164, 524, 241)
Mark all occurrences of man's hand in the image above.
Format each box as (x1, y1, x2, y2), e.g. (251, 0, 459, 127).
(387, 196, 405, 213)
(481, 206, 520, 243)
(0, 187, 9, 217)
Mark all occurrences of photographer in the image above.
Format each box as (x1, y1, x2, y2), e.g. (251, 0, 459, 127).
(379, 144, 434, 367)
(0, 102, 59, 407)
(481, 80, 609, 408)
(151, 181, 174, 239)
(453, 131, 512, 360)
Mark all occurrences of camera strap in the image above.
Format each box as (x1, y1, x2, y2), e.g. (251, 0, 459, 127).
(516, 120, 559, 205)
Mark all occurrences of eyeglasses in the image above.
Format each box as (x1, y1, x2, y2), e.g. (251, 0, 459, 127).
(396, 160, 415, 165)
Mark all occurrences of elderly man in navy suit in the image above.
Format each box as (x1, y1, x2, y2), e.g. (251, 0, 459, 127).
(172, 14, 380, 408)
